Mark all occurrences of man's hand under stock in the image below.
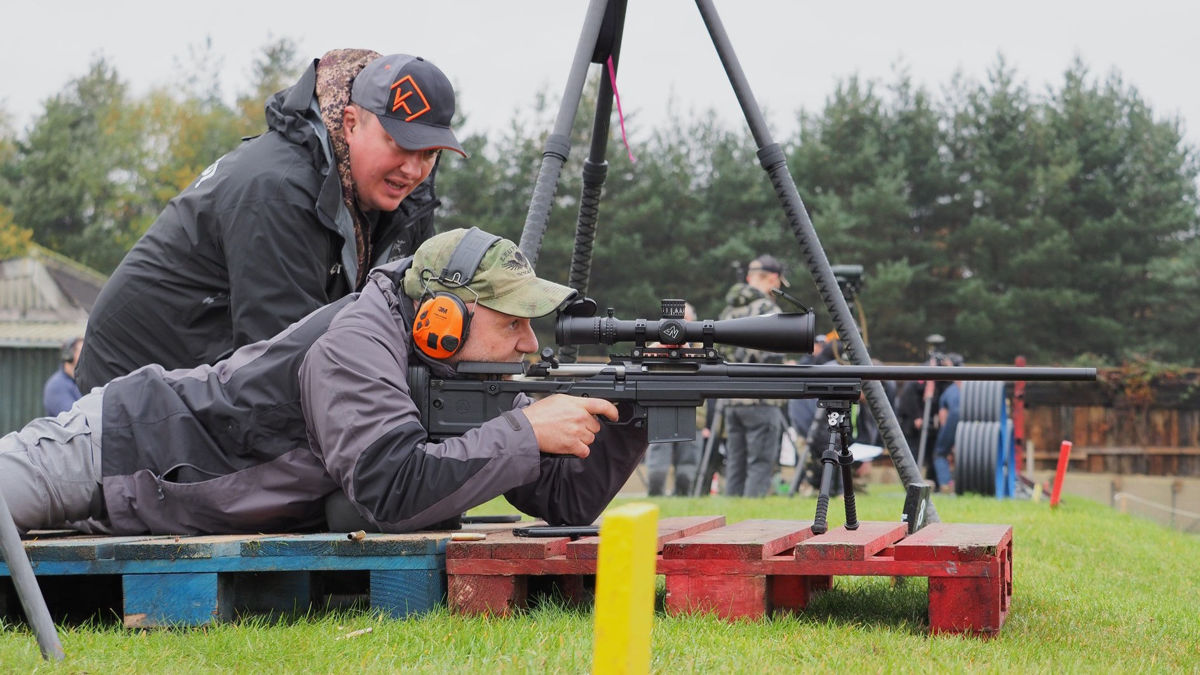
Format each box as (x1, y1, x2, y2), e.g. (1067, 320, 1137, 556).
(521, 394, 619, 459)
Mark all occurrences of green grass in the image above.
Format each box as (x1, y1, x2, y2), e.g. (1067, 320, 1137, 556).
(2, 488, 1198, 672)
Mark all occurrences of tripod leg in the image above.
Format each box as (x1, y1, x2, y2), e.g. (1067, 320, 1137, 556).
(0, 493, 64, 660)
(916, 392, 934, 472)
(788, 438, 812, 497)
(559, 0, 629, 366)
(518, 0, 612, 266)
(692, 401, 725, 497)
(693, 0, 938, 524)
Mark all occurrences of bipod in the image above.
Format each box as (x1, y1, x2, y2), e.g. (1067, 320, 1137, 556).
(811, 399, 859, 535)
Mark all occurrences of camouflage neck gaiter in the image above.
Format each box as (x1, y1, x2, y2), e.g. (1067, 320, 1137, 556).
(315, 48, 381, 289)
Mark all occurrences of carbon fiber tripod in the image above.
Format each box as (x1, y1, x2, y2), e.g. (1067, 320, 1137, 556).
(514, 0, 938, 525)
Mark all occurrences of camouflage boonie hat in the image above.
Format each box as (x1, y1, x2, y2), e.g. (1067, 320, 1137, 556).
(403, 228, 576, 318)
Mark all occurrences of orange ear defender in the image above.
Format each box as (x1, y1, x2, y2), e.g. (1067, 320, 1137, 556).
(413, 292, 471, 360)
(410, 227, 502, 361)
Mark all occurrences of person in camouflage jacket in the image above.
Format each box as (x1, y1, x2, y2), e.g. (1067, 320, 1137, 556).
(717, 255, 789, 497)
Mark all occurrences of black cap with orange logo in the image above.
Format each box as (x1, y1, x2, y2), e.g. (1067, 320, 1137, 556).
(351, 54, 467, 158)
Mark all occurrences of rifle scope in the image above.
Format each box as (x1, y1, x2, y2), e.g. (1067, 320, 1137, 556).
(556, 310, 815, 354)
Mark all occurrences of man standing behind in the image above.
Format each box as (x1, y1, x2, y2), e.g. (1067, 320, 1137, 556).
(43, 337, 83, 417)
(719, 255, 788, 497)
(77, 50, 466, 391)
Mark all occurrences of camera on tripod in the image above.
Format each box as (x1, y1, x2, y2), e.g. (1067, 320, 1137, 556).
(923, 334, 963, 367)
(832, 264, 864, 302)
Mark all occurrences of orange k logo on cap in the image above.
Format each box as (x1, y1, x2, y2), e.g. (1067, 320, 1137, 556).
(390, 76, 432, 121)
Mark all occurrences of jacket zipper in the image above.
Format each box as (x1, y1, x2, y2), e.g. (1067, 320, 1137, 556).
(371, 196, 442, 267)
(154, 463, 226, 500)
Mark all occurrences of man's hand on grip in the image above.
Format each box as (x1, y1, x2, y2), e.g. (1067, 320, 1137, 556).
(521, 394, 619, 459)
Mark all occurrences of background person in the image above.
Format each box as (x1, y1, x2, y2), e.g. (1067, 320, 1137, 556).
(43, 337, 83, 417)
(77, 50, 465, 391)
(0, 228, 647, 535)
(719, 254, 788, 497)
(932, 353, 964, 493)
(894, 348, 953, 484)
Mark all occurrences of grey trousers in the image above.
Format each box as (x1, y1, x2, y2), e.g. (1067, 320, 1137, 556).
(0, 390, 107, 532)
(723, 404, 783, 497)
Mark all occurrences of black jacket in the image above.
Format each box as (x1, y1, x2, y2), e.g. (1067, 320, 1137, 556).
(77, 60, 438, 392)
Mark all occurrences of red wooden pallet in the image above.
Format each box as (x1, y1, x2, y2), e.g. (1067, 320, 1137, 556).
(446, 516, 726, 615)
(446, 519, 1013, 637)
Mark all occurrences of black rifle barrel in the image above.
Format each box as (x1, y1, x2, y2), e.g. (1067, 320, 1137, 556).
(536, 362, 1095, 382)
(720, 364, 1096, 382)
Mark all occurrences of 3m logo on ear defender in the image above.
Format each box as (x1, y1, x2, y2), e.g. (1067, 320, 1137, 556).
(390, 75, 432, 121)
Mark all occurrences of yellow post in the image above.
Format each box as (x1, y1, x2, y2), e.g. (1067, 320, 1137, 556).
(592, 502, 659, 675)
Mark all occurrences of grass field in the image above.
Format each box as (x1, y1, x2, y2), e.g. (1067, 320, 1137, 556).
(1, 487, 1197, 672)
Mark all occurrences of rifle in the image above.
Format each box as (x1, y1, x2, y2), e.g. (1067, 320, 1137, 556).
(410, 299, 1095, 444)
(408, 299, 1095, 532)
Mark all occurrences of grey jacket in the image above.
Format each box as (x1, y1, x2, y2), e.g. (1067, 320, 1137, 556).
(98, 260, 647, 535)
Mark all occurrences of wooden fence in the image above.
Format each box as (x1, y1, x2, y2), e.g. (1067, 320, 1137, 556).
(1022, 369, 1200, 477)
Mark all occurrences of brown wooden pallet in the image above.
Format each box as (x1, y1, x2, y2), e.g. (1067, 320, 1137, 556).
(446, 518, 1013, 636)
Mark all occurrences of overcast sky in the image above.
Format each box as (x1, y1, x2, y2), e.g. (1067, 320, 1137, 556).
(3, 0, 1198, 152)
